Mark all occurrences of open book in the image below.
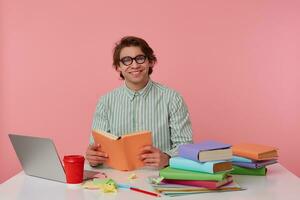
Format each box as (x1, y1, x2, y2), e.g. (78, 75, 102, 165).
(92, 130, 152, 171)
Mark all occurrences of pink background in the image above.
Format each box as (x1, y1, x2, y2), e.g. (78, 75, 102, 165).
(1, 0, 299, 183)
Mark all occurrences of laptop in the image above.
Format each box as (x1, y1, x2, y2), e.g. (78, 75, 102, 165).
(9, 134, 99, 183)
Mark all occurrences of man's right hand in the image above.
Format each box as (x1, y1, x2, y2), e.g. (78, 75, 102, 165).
(85, 144, 108, 167)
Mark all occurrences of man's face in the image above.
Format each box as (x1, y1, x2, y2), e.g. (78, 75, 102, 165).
(117, 46, 152, 89)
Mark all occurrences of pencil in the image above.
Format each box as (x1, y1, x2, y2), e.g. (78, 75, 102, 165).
(130, 187, 161, 197)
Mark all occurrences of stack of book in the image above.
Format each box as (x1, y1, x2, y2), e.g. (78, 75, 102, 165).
(154, 141, 244, 196)
(231, 143, 278, 176)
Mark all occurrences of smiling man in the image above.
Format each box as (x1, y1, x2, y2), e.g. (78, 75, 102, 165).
(86, 36, 193, 169)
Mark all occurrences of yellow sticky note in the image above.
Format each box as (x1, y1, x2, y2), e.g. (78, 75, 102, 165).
(151, 176, 164, 184)
(101, 183, 117, 193)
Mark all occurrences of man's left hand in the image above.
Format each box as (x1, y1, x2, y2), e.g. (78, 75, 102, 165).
(139, 145, 170, 169)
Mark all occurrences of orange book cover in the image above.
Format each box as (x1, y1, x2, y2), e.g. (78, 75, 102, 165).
(92, 130, 152, 171)
(232, 143, 278, 160)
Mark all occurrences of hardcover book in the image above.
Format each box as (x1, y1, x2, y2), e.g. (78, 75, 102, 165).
(178, 141, 232, 162)
(161, 175, 233, 189)
(159, 167, 228, 181)
(169, 157, 232, 173)
(233, 159, 277, 169)
(233, 143, 278, 160)
(92, 130, 152, 171)
(230, 165, 267, 176)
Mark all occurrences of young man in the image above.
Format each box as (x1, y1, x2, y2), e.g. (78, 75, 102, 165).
(86, 36, 193, 169)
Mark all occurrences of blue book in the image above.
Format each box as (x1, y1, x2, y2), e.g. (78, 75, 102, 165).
(170, 157, 232, 174)
(232, 156, 253, 163)
(178, 141, 232, 162)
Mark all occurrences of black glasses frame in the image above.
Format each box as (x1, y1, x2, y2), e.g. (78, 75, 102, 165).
(119, 55, 147, 66)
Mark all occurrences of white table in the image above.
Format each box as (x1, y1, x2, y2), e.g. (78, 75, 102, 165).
(1, 164, 300, 200)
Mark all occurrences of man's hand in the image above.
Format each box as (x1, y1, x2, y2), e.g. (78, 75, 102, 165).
(139, 145, 170, 169)
(85, 144, 108, 167)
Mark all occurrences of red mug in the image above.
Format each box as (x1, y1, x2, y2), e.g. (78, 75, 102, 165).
(63, 155, 85, 184)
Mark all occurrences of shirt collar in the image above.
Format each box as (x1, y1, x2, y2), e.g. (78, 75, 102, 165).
(123, 79, 153, 101)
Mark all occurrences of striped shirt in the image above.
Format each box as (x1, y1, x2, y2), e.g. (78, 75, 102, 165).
(91, 79, 193, 156)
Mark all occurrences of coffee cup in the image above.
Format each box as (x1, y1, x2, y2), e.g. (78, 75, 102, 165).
(63, 155, 85, 184)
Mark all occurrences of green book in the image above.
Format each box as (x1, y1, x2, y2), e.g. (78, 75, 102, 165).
(230, 165, 267, 176)
(159, 167, 228, 181)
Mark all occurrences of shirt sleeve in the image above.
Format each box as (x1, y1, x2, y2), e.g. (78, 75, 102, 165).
(90, 96, 110, 144)
(164, 93, 193, 157)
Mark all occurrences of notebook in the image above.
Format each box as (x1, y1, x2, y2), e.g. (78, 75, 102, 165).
(9, 134, 99, 183)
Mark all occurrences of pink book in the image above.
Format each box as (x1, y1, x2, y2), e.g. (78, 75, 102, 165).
(162, 175, 233, 189)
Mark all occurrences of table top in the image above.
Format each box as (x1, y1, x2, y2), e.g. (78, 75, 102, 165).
(1, 163, 300, 200)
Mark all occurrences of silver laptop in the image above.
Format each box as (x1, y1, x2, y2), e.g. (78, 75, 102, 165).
(9, 134, 99, 183)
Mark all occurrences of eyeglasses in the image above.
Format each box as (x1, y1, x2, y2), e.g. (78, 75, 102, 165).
(120, 55, 147, 66)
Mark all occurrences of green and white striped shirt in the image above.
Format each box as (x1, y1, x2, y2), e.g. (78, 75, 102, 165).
(91, 79, 193, 156)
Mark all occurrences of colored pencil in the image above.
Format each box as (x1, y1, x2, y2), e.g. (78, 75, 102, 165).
(130, 187, 161, 197)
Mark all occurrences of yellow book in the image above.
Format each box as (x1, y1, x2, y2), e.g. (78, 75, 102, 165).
(92, 130, 152, 171)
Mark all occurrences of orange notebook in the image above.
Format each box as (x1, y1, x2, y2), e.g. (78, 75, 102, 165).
(232, 143, 278, 160)
(92, 130, 152, 171)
